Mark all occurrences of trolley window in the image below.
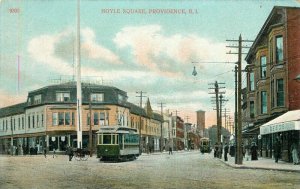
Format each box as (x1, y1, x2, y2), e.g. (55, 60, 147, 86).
(98, 134, 118, 144)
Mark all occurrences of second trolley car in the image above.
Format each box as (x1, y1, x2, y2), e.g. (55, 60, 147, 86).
(96, 126, 140, 161)
(199, 138, 211, 153)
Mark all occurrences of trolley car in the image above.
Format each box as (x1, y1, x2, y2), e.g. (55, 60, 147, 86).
(96, 126, 140, 161)
(199, 138, 211, 153)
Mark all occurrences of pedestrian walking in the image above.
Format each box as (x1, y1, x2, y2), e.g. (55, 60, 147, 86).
(291, 142, 299, 165)
(224, 143, 229, 161)
(67, 146, 74, 161)
(53, 148, 57, 158)
(251, 142, 258, 160)
(273, 137, 281, 163)
(44, 147, 47, 158)
(169, 146, 173, 155)
(214, 143, 218, 158)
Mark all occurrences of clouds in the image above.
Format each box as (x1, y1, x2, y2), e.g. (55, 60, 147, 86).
(113, 24, 232, 78)
(23, 24, 236, 126)
(81, 28, 122, 64)
(27, 27, 122, 75)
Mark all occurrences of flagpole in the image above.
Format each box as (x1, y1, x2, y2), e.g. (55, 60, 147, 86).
(76, 0, 82, 149)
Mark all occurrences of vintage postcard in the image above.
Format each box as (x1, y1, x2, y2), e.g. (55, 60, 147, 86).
(1, 0, 300, 188)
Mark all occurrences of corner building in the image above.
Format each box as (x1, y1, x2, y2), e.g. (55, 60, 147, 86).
(244, 6, 300, 162)
(0, 82, 162, 155)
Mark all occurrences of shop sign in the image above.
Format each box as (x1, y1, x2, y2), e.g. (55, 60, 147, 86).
(260, 121, 295, 135)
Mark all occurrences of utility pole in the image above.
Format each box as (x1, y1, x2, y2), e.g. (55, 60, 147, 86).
(226, 35, 253, 165)
(88, 84, 92, 157)
(209, 81, 225, 158)
(185, 116, 190, 150)
(219, 95, 228, 143)
(136, 91, 146, 154)
(158, 102, 165, 152)
(235, 65, 238, 164)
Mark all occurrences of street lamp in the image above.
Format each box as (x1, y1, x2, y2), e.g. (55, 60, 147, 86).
(192, 66, 197, 76)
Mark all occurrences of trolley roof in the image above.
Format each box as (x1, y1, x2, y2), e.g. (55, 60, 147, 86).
(96, 126, 138, 134)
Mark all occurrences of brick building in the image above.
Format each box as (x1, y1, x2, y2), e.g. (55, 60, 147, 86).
(243, 6, 300, 161)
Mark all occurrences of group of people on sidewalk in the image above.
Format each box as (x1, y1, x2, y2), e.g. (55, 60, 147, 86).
(216, 139, 299, 165)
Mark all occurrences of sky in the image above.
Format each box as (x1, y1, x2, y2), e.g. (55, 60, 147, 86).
(1, 0, 300, 128)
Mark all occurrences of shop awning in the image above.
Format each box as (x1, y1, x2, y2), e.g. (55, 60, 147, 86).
(260, 110, 300, 135)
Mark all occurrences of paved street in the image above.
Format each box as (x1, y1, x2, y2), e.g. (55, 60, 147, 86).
(0, 151, 299, 189)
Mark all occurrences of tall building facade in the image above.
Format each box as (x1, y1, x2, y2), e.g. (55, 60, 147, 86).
(196, 110, 205, 137)
(243, 6, 300, 161)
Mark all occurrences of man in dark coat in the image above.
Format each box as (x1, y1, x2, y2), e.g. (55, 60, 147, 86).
(67, 146, 74, 161)
(251, 142, 258, 160)
(274, 138, 281, 163)
(224, 143, 229, 161)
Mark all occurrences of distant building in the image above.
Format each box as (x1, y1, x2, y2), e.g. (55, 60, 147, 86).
(196, 110, 205, 137)
(171, 116, 184, 151)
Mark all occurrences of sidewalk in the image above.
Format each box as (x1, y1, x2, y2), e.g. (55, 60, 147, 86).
(219, 155, 300, 173)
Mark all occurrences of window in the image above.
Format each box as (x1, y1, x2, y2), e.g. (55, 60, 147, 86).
(275, 36, 283, 63)
(260, 56, 266, 78)
(72, 112, 75, 126)
(37, 115, 39, 127)
(52, 113, 58, 126)
(277, 79, 284, 107)
(249, 72, 254, 91)
(87, 113, 91, 125)
(103, 134, 112, 144)
(28, 116, 31, 129)
(65, 112, 70, 125)
(58, 112, 64, 125)
(94, 112, 99, 125)
(27, 97, 31, 105)
(18, 117, 20, 130)
(33, 94, 42, 104)
(250, 101, 255, 118)
(271, 80, 275, 108)
(91, 93, 104, 102)
(56, 92, 70, 102)
(118, 94, 127, 103)
(269, 38, 273, 64)
(22, 117, 24, 129)
(100, 112, 105, 126)
(261, 91, 267, 114)
(106, 112, 109, 125)
(41, 114, 44, 127)
(32, 115, 35, 128)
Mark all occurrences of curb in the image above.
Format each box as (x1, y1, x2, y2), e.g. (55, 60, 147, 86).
(219, 159, 300, 173)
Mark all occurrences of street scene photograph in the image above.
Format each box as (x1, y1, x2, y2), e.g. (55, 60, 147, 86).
(0, 0, 300, 188)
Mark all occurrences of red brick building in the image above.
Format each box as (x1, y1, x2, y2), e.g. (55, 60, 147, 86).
(243, 6, 300, 162)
